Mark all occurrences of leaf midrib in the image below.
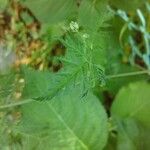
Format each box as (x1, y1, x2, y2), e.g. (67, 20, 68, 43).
(129, 100, 150, 117)
(47, 102, 89, 150)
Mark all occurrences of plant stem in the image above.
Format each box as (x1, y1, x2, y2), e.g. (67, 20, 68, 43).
(0, 99, 33, 110)
(106, 70, 150, 79)
(0, 70, 149, 110)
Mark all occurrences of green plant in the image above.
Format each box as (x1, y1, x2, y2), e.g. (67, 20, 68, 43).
(0, 0, 150, 150)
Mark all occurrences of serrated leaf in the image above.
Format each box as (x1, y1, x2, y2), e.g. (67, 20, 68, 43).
(22, 35, 85, 101)
(111, 81, 150, 128)
(18, 85, 108, 150)
(23, 0, 76, 24)
(22, 65, 82, 101)
(22, 34, 106, 101)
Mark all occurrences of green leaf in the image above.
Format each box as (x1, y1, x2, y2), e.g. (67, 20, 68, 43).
(79, 0, 111, 31)
(116, 119, 150, 150)
(18, 85, 108, 150)
(22, 33, 106, 101)
(21, 67, 52, 99)
(23, 0, 76, 24)
(111, 81, 150, 128)
(78, 0, 112, 67)
(22, 35, 85, 100)
(109, 0, 146, 11)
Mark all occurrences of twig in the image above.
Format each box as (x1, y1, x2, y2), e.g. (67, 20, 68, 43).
(106, 70, 150, 79)
(0, 69, 150, 110)
(0, 99, 33, 110)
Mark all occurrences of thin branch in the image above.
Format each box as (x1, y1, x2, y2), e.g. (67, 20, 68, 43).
(0, 99, 33, 110)
(0, 69, 149, 110)
(106, 70, 150, 79)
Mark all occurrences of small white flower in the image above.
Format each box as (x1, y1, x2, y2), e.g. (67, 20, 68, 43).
(70, 21, 79, 32)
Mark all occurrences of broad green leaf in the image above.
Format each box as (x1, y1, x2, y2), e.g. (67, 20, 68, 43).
(23, 0, 76, 24)
(79, 0, 111, 31)
(18, 85, 108, 150)
(111, 81, 150, 128)
(116, 119, 150, 150)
